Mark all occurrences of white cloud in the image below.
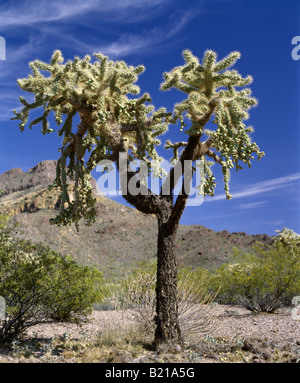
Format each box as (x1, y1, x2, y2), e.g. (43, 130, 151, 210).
(83, 10, 195, 57)
(207, 173, 300, 202)
(262, 219, 285, 226)
(0, 0, 199, 124)
(238, 201, 267, 209)
(0, 0, 171, 29)
(0, 34, 45, 85)
(0, 0, 199, 59)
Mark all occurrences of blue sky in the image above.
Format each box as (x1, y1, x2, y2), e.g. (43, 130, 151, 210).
(0, 0, 299, 236)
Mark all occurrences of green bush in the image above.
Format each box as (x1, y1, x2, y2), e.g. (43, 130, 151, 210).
(0, 215, 9, 229)
(212, 228, 300, 312)
(41, 255, 104, 322)
(0, 225, 103, 343)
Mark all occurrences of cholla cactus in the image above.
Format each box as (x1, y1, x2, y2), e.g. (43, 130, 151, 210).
(12, 51, 171, 227)
(13, 49, 265, 347)
(275, 228, 300, 248)
(161, 49, 264, 198)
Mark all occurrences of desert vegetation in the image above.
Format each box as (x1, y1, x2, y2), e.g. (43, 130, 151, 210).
(0, 39, 300, 361)
(0, 223, 104, 344)
(0, 218, 299, 363)
(208, 230, 300, 312)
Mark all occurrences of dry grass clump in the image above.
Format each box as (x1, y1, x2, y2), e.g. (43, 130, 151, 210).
(177, 271, 219, 341)
(109, 268, 220, 343)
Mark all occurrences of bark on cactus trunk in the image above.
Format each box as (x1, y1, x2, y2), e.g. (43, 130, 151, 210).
(154, 219, 181, 346)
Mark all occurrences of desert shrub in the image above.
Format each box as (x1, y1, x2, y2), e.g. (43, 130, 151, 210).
(112, 261, 156, 336)
(212, 228, 300, 312)
(0, 215, 9, 229)
(41, 256, 104, 322)
(0, 226, 103, 343)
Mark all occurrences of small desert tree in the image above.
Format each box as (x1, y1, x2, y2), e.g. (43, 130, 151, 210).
(12, 49, 264, 347)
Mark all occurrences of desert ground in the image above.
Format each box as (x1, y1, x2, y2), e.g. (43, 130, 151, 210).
(0, 304, 299, 363)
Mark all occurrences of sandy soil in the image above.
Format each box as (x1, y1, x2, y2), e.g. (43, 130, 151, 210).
(0, 304, 299, 363)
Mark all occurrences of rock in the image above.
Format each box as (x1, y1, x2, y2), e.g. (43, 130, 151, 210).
(242, 340, 258, 353)
(157, 343, 181, 355)
(107, 349, 132, 363)
(28, 160, 57, 174)
(0, 167, 23, 177)
(0, 160, 101, 216)
(170, 344, 181, 354)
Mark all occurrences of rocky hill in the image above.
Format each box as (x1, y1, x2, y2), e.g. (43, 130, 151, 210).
(0, 160, 273, 281)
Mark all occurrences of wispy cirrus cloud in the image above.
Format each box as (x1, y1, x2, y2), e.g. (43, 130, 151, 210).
(0, 0, 199, 121)
(207, 173, 300, 202)
(0, 35, 43, 81)
(0, 0, 172, 29)
(252, 219, 285, 227)
(238, 201, 268, 210)
(62, 9, 197, 57)
(0, 0, 199, 68)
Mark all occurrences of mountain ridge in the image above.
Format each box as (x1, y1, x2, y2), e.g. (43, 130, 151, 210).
(0, 160, 273, 281)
